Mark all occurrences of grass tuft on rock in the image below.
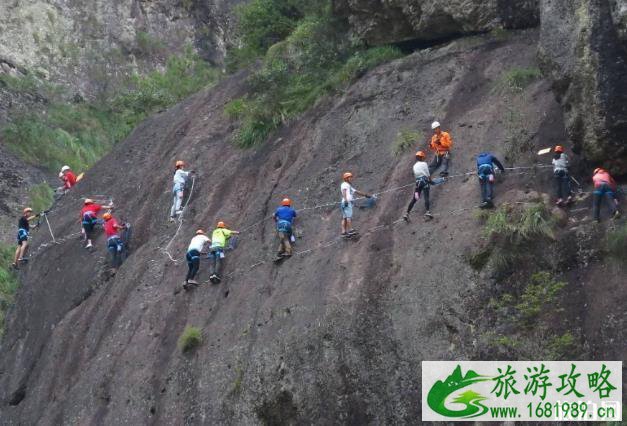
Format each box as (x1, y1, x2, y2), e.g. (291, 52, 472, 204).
(178, 325, 202, 352)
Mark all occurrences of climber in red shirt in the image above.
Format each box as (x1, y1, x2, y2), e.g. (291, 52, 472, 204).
(58, 165, 77, 193)
(103, 212, 127, 272)
(80, 198, 113, 249)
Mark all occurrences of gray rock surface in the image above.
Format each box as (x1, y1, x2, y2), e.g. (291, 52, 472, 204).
(538, 0, 627, 174)
(0, 0, 242, 98)
(332, 0, 539, 45)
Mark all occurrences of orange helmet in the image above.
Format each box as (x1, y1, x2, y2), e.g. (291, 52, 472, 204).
(415, 150, 426, 159)
(23, 207, 33, 214)
(103, 212, 112, 221)
(217, 221, 226, 228)
(196, 229, 205, 235)
(281, 198, 291, 206)
(554, 145, 564, 153)
(175, 160, 185, 168)
(594, 167, 603, 175)
(343, 172, 353, 180)
(84, 198, 94, 205)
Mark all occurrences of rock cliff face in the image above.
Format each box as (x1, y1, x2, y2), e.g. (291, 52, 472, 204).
(538, 0, 627, 174)
(0, 0, 241, 98)
(1, 31, 624, 424)
(332, 0, 540, 45)
(333, 0, 627, 173)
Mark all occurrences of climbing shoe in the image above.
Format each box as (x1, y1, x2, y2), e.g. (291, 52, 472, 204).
(402, 213, 409, 222)
(85, 242, 93, 249)
(556, 198, 564, 206)
(612, 210, 621, 220)
(424, 211, 434, 219)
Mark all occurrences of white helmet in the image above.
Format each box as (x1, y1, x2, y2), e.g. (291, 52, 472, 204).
(61, 165, 70, 172)
(58, 172, 64, 178)
(431, 121, 441, 130)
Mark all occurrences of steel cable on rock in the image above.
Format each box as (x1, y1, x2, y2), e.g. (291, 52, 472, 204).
(160, 176, 197, 264)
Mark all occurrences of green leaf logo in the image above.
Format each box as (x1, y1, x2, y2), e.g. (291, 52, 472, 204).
(427, 365, 492, 418)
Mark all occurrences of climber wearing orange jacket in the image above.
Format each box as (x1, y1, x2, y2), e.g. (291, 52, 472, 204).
(592, 168, 620, 221)
(428, 121, 453, 176)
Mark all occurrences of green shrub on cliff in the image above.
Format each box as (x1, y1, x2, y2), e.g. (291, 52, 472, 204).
(178, 326, 202, 352)
(226, 0, 403, 147)
(2, 48, 218, 171)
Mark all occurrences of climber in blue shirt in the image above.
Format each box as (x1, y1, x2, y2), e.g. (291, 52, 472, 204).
(274, 198, 297, 259)
(476, 152, 505, 208)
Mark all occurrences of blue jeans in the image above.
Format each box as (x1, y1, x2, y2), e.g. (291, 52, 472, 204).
(186, 249, 200, 281)
(107, 237, 123, 268)
(208, 248, 224, 276)
(592, 183, 617, 220)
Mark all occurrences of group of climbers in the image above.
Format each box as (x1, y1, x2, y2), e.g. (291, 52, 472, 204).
(12, 120, 622, 281)
(183, 222, 239, 288)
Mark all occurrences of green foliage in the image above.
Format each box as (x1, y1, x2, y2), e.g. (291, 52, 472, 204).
(546, 332, 577, 360)
(28, 183, 54, 213)
(226, 0, 403, 147)
(481, 203, 555, 277)
(178, 325, 202, 352)
(515, 272, 566, 324)
(606, 223, 627, 262)
(393, 129, 423, 156)
(465, 247, 492, 271)
(2, 48, 218, 171)
(135, 31, 165, 57)
(495, 67, 542, 93)
(484, 203, 555, 243)
(0, 244, 19, 338)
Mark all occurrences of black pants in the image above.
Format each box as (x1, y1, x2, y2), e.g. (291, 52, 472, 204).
(186, 249, 200, 281)
(553, 170, 571, 199)
(429, 152, 450, 174)
(407, 179, 430, 213)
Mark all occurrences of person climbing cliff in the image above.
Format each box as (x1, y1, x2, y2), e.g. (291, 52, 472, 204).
(170, 160, 195, 222)
(12, 207, 39, 269)
(57, 165, 77, 194)
(80, 198, 114, 249)
(102, 212, 127, 273)
(428, 121, 453, 177)
(404, 151, 434, 221)
(274, 198, 297, 260)
(552, 145, 573, 206)
(208, 221, 240, 283)
(184, 229, 211, 289)
(592, 168, 620, 221)
(340, 172, 372, 237)
(476, 152, 505, 208)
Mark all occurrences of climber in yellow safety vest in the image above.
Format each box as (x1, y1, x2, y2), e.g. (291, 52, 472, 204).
(208, 221, 240, 283)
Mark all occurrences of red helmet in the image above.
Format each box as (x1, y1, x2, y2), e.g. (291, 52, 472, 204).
(554, 145, 564, 153)
(343, 172, 353, 180)
(415, 150, 426, 159)
(175, 160, 185, 168)
(281, 198, 291, 206)
(217, 221, 226, 228)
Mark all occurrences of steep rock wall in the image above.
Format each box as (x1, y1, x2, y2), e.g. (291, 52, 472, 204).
(0, 0, 242, 98)
(538, 0, 627, 175)
(332, 0, 539, 45)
